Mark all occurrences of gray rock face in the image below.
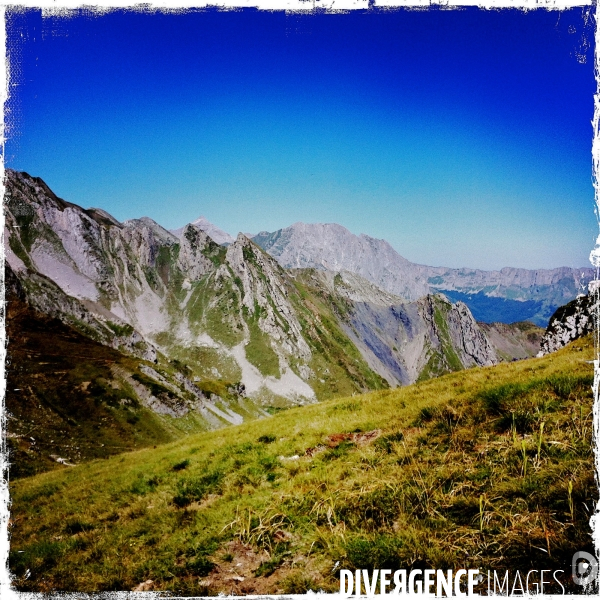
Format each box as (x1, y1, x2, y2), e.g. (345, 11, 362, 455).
(6, 260, 158, 363)
(176, 224, 218, 281)
(254, 222, 594, 323)
(441, 298, 498, 368)
(226, 234, 311, 362)
(301, 271, 498, 386)
(538, 292, 597, 355)
(254, 222, 431, 301)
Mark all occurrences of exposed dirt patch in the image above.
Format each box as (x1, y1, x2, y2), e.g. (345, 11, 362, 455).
(305, 429, 381, 456)
(195, 540, 325, 594)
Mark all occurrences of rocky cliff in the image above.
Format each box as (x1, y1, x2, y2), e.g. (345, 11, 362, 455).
(538, 290, 597, 355)
(293, 270, 498, 386)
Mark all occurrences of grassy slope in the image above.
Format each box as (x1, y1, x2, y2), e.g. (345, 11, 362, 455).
(9, 336, 596, 594)
(6, 297, 177, 478)
(289, 271, 389, 399)
(5, 295, 230, 479)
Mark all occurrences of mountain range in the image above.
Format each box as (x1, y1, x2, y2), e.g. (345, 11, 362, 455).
(252, 223, 593, 326)
(5, 169, 586, 470)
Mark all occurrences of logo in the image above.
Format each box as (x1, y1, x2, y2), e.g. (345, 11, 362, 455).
(572, 551, 598, 587)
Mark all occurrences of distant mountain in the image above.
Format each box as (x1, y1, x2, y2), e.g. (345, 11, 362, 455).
(253, 222, 431, 300)
(254, 222, 593, 326)
(170, 216, 235, 246)
(5, 170, 501, 448)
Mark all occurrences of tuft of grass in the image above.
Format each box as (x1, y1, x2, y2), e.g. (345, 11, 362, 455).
(374, 431, 404, 453)
(344, 535, 404, 570)
(281, 572, 320, 594)
(172, 459, 190, 472)
(172, 470, 224, 507)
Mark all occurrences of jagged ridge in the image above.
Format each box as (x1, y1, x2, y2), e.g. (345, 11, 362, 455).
(5, 169, 501, 439)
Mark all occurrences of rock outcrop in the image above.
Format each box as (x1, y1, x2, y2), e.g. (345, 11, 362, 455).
(538, 291, 597, 355)
(170, 215, 235, 246)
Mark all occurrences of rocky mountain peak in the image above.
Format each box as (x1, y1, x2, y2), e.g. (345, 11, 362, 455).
(253, 221, 432, 300)
(124, 217, 179, 246)
(170, 215, 235, 246)
(176, 224, 220, 281)
(86, 208, 122, 228)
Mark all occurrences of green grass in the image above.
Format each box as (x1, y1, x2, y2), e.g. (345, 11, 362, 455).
(165, 344, 242, 383)
(186, 275, 245, 347)
(289, 272, 388, 399)
(9, 335, 596, 594)
(245, 302, 281, 378)
(105, 321, 135, 338)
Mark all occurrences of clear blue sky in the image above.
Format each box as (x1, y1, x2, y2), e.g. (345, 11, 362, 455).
(5, 8, 597, 270)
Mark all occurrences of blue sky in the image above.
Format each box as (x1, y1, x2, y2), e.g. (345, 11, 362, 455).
(5, 8, 596, 270)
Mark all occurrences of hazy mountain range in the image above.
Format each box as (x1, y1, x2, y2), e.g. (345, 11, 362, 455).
(252, 223, 593, 327)
(165, 218, 592, 327)
(5, 169, 586, 461)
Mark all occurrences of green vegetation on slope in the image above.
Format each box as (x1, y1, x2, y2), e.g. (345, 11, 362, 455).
(289, 272, 388, 399)
(155, 244, 183, 290)
(9, 336, 595, 594)
(6, 297, 177, 478)
(185, 274, 245, 347)
(244, 302, 281, 378)
(418, 296, 463, 382)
